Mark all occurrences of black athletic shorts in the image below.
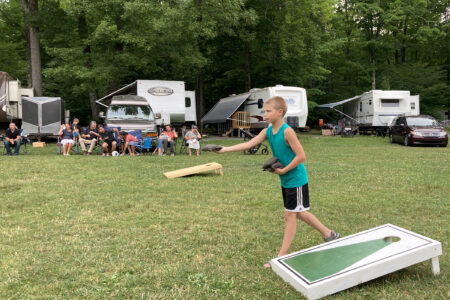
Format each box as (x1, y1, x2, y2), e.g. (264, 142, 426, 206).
(104, 140, 115, 149)
(281, 183, 310, 212)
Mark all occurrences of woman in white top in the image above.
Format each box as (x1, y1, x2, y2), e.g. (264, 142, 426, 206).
(184, 125, 202, 156)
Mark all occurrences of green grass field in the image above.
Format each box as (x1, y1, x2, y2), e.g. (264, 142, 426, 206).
(0, 135, 448, 299)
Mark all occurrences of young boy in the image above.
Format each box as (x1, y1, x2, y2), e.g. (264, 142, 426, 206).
(214, 96, 339, 267)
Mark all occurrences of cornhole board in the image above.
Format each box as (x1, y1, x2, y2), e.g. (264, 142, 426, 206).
(164, 162, 223, 179)
(270, 224, 442, 300)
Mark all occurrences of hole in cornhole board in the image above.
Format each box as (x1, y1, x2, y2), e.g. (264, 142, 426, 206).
(383, 236, 401, 243)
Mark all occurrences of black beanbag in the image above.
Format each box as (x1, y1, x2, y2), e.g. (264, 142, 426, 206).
(203, 144, 223, 152)
(262, 157, 284, 172)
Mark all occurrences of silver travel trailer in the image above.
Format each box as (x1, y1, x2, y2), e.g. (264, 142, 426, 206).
(21, 97, 65, 136)
(317, 90, 420, 133)
(100, 95, 158, 134)
(0, 71, 34, 124)
(96, 80, 197, 127)
(202, 85, 308, 132)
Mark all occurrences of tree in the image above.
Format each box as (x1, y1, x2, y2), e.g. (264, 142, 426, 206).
(20, 0, 42, 95)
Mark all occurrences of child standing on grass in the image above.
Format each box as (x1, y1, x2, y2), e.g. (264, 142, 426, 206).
(214, 96, 340, 267)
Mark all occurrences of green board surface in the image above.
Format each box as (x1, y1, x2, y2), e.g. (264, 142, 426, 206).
(283, 238, 393, 282)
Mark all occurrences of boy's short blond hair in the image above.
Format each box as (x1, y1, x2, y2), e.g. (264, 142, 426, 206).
(265, 96, 287, 116)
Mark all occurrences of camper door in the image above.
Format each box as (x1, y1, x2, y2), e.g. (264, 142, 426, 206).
(185, 91, 197, 123)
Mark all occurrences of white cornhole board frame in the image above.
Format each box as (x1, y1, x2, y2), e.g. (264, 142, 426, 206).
(270, 224, 442, 300)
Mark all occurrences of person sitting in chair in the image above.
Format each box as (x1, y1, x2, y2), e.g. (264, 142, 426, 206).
(98, 125, 119, 156)
(58, 123, 75, 156)
(79, 121, 100, 155)
(184, 125, 202, 156)
(4, 122, 21, 156)
(161, 124, 178, 156)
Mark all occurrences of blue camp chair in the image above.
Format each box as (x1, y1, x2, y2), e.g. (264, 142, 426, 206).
(127, 130, 142, 154)
(136, 137, 153, 155)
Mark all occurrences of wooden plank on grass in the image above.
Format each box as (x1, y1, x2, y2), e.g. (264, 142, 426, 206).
(164, 162, 223, 179)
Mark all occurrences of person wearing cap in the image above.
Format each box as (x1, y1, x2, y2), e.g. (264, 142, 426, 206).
(184, 125, 202, 156)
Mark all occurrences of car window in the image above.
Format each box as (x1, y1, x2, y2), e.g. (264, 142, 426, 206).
(406, 117, 439, 126)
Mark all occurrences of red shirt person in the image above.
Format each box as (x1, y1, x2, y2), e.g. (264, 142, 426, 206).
(160, 124, 178, 156)
(121, 131, 139, 156)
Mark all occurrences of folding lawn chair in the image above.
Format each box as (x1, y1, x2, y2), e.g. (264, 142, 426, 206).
(128, 130, 143, 154)
(1, 128, 29, 155)
(135, 137, 153, 155)
(57, 135, 80, 155)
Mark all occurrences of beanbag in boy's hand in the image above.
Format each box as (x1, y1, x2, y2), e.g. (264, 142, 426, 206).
(262, 157, 284, 172)
(203, 144, 223, 152)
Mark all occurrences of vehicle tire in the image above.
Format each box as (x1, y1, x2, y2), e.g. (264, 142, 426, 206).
(261, 148, 269, 155)
(404, 135, 409, 147)
(389, 134, 394, 144)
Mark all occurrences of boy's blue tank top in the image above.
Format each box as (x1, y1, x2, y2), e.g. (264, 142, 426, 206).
(266, 123, 308, 188)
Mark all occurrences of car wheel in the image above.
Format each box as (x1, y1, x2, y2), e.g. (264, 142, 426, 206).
(389, 134, 394, 144)
(404, 135, 409, 147)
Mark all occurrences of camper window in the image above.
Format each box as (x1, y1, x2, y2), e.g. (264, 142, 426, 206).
(360, 102, 362, 112)
(108, 105, 154, 121)
(258, 99, 264, 109)
(185, 97, 191, 108)
(411, 102, 415, 110)
(381, 99, 400, 107)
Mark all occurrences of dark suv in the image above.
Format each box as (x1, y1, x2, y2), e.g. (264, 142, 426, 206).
(389, 115, 448, 147)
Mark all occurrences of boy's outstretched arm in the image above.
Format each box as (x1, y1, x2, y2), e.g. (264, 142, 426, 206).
(216, 129, 267, 153)
(273, 128, 306, 175)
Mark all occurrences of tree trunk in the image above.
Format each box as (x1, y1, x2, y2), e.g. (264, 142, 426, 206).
(89, 89, 99, 119)
(196, 72, 204, 128)
(244, 38, 251, 92)
(21, 0, 42, 96)
(29, 25, 42, 95)
(401, 23, 407, 63)
(393, 31, 399, 65)
(371, 51, 376, 90)
(24, 27, 32, 87)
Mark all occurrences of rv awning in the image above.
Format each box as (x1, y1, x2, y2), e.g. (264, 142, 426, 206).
(202, 92, 250, 123)
(316, 95, 361, 110)
(96, 81, 138, 107)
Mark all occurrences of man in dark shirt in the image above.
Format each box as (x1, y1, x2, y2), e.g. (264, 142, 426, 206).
(79, 121, 100, 155)
(98, 125, 119, 156)
(4, 122, 21, 155)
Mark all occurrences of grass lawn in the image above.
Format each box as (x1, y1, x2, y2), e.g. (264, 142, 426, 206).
(0, 135, 448, 299)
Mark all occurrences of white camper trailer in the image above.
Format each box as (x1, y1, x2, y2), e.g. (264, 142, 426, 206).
(202, 85, 308, 132)
(96, 80, 197, 127)
(317, 90, 420, 133)
(0, 72, 34, 124)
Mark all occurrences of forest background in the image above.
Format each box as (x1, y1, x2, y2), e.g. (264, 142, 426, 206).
(1, 0, 449, 126)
